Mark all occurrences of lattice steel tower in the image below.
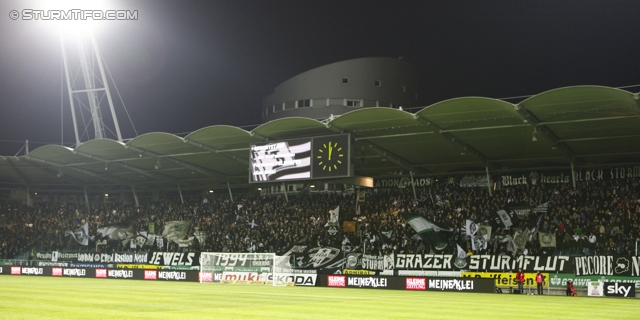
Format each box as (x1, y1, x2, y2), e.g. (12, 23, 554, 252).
(60, 32, 122, 145)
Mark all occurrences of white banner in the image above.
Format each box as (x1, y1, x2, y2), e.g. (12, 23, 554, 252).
(496, 210, 513, 228)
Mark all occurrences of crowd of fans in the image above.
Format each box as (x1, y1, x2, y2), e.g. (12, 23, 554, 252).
(1, 176, 639, 260)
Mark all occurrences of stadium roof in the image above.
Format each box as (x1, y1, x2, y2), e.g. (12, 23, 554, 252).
(1, 85, 639, 192)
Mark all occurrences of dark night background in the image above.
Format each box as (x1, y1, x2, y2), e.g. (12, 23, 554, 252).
(0, 0, 638, 156)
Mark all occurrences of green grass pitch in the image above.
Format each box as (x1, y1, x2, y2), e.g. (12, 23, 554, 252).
(0, 276, 638, 319)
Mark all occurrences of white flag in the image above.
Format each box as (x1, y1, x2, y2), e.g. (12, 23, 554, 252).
(496, 210, 513, 228)
(146, 234, 156, 247)
(499, 235, 517, 255)
(162, 221, 192, 242)
(325, 206, 340, 227)
(156, 236, 164, 249)
(194, 231, 207, 244)
(65, 222, 89, 246)
(471, 235, 487, 251)
(465, 220, 478, 237)
(456, 244, 468, 259)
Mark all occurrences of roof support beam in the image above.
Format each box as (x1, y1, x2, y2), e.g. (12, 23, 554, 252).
(125, 145, 229, 180)
(25, 156, 135, 187)
(25, 161, 89, 189)
(183, 139, 250, 166)
(515, 106, 584, 166)
(326, 123, 426, 174)
(413, 114, 500, 170)
(559, 134, 640, 143)
(354, 132, 433, 141)
(537, 114, 640, 126)
(72, 150, 186, 186)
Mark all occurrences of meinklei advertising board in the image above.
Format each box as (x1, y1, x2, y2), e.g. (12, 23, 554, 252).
(143, 270, 188, 281)
(326, 275, 494, 293)
(327, 275, 405, 289)
(52, 268, 88, 277)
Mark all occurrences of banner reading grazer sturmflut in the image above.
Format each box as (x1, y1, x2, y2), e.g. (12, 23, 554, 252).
(395, 254, 574, 272)
(393, 254, 640, 276)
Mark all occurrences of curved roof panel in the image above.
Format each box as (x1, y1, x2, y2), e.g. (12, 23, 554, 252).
(1, 86, 638, 192)
(253, 117, 331, 139)
(186, 125, 255, 148)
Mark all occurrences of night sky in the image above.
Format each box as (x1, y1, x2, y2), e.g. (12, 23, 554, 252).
(0, 0, 638, 156)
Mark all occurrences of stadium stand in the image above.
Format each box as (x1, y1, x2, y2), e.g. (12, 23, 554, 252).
(1, 177, 638, 260)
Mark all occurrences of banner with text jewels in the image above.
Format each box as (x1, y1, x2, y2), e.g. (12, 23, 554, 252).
(32, 251, 201, 266)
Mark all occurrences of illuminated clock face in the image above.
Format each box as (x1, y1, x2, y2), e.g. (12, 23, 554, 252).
(317, 141, 345, 172)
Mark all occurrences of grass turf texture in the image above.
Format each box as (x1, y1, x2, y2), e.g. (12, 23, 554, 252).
(1, 276, 638, 319)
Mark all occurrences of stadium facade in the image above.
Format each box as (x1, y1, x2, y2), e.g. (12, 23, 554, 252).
(262, 57, 419, 122)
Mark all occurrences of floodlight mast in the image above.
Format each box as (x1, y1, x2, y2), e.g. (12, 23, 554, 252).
(60, 31, 123, 145)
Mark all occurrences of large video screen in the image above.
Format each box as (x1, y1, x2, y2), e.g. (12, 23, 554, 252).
(249, 134, 351, 183)
(250, 139, 312, 182)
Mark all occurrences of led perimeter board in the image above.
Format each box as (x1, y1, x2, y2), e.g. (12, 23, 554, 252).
(250, 134, 350, 183)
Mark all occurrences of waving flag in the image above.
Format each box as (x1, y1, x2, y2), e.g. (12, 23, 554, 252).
(403, 213, 452, 250)
(65, 223, 89, 246)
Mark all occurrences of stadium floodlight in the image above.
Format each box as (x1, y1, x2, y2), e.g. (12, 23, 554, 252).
(39, 0, 110, 35)
(36, 0, 124, 145)
(209, 190, 214, 193)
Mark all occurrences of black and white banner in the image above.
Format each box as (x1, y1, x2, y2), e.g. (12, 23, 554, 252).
(344, 253, 394, 271)
(284, 245, 344, 271)
(395, 254, 572, 272)
(77, 252, 150, 264)
(393, 254, 640, 276)
(574, 256, 640, 277)
(148, 252, 200, 267)
(33, 251, 201, 266)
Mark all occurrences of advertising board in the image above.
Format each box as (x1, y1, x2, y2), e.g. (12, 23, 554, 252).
(604, 282, 635, 298)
